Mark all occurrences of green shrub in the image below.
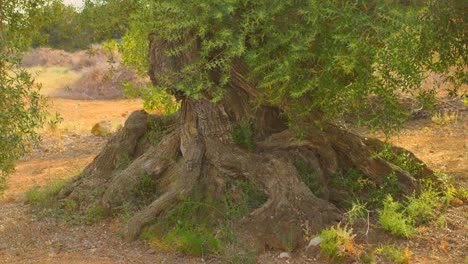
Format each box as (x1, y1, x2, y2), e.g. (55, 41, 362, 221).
(378, 196, 416, 238)
(319, 224, 355, 261)
(374, 244, 406, 263)
(375, 145, 423, 176)
(85, 204, 104, 224)
(223, 178, 267, 218)
(64, 199, 79, 212)
(135, 173, 155, 196)
(24, 178, 68, 207)
(293, 160, 322, 195)
(345, 200, 368, 224)
(232, 120, 255, 152)
(405, 187, 439, 225)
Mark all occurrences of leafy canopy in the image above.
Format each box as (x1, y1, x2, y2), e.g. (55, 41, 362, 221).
(1, 0, 50, 193)
(123, 0, 466, 135)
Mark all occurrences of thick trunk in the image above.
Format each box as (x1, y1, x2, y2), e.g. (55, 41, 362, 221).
(58, 35, 436, 251)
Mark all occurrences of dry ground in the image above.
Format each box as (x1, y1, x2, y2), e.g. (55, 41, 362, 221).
(0, 61, 466, 263)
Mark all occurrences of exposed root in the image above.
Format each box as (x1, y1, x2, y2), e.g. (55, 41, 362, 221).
(58, 107, 435, 251)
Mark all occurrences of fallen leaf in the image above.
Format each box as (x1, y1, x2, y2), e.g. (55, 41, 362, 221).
(450, 198, 463, 207)
(440, 240, 450, 255)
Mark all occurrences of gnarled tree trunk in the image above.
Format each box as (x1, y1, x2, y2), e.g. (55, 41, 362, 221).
(58, 34, 434, 251)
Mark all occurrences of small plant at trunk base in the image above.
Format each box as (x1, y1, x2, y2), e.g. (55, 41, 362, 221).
(25, 179, 68, 208)
(145, 197, 223, 257)
(435, 215, 447, 229)
(373, 244, 410, 264)
(85, 204, 104, 224)
(378, 196, 416, 238)
(222, 178, 268, 218)
(135, 173, 155, 197)
(375, 145, 423, 176)
(64, 199, 79, 212)
(145, 116, 175, 145)
(115, 153, 132, 170)
(367, 173, 402, 207)
(231, 120, 255, 152)
(140, 184, 262, 259)
(344, 200, 368, 224)
(318, 224, 358, 262)
(405, 187, 439, 225)
(293, 159, 322, 195)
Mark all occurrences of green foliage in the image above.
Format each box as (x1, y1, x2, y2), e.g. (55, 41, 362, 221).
(375, 145, 423, 176)
(231, 120, 255, 152)
(374, 244, 406, 264)
(148, 197, 222, 257)
(405, 187, 439, 225)
(115, 153, 131, 170)
(378, 195, 417, 238)
(121, 0, 465, 136)
(24, 177, 108, 225)
(141, 180, 264, 257)
(318, 224, 355, 261)
(24, 179, 68, 208)
(367, 173, 402, 206)
(331, 169, 400, 208)
(144, 116, 176, 145)
(293, 160, 322, 195)
(331, 168, 370, 195)
(64, 199, 79, 212)
(32, 0, 140, 51)
(222, 178, 267, 218)
(345, 200, 368, 224)
(1, 0, 50, 194)
(85, 204, 104, 224)
(135, 173, 155, 197)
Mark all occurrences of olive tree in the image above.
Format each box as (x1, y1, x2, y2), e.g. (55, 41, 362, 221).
(59, 0, 465, 251)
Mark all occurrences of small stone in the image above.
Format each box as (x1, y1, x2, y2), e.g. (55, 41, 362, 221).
(307, 236, 324, 248)
(91, 121, 113, 137)
(279, 252, 290, 259)
(450, 198, 463, 207)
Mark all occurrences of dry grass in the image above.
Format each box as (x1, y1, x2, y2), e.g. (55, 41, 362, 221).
(23, 46, 148, 100)
(55, 64, 148, 100)
(27, 67, 81, 96)
(22, 46, 110, 71)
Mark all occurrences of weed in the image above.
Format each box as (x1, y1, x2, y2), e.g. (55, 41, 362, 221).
(64, 199, 79, 212)
(293, 160, 322, 195)
(145, 116, 174, 145)
(135, 173, 155, 197)
(344, 200, 368, 224)
(375, 144, 423, 176)
(85, 204, 104, 224)
(359, 252, 375, 263)
(231, 120, 255, 152)
(378, 195, 416, 238)
(25, 178, 68, 208)
(405, 187, 439, 225)
(115, 153, 132, 170)
(222, 178, 267, 219)
(374, 244, 408, 264)
(431, 111, 460, 126)
(331, 169, 401, 208)
(318, 224, 356, 261)
(114, 202, 134, 222)
(146, 196, 223, 257)
(435, 215, 447, 229)
(368, 173, 401, 207)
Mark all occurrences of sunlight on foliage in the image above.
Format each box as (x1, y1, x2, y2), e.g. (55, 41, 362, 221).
(378, 195, 417, 238)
